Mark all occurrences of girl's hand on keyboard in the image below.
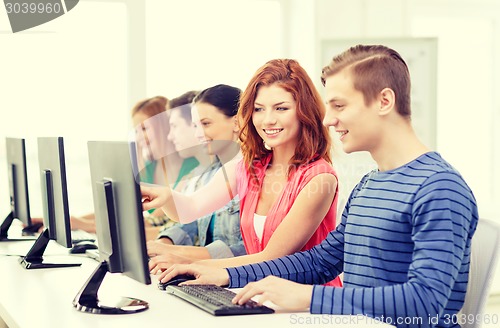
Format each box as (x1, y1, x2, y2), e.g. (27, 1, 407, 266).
(149, 251, 193, 274)
(232, 276, 313, 311)
(159, 263, 229, 287)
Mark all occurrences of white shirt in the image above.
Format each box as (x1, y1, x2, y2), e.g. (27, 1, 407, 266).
(253, 213, 267, 242)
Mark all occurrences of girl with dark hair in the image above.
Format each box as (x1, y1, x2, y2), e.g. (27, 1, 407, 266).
(147, 84, 246, 264)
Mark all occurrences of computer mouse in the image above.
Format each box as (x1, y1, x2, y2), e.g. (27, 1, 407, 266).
(69, 241, 98, 254)
(157, 274, 196, 290)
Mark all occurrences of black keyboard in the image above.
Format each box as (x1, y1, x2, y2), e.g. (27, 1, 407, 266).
(165, 284, 274, 316)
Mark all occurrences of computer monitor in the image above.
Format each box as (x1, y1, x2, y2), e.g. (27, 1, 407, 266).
(73, 140, 150, 314)
(18, 137, 81, 269)
(1, 137, 39, 241)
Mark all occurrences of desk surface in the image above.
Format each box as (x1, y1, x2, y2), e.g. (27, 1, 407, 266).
(0, 239, 390, 328)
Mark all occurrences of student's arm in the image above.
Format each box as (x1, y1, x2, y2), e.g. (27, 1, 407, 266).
(154, 172, 337, 282)
(155, 221, 199, 247)
(227, 219, 346, 286)
(70, 213, 96, 233)
(148, 234, 243, 272)
(147, 221, 202, 266)
(155, 188, 347, 286)
(203, 173, 336, 268)
(148, 237, 246, 273)
(157, 224, 345, 289)
(207, 239, 246, 259)
(148, 244, 212, 272)
(141, 159, 238, 223)
(226, 173, 477, 326)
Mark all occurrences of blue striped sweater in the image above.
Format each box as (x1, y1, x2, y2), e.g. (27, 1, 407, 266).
(227, 152, 478, 327)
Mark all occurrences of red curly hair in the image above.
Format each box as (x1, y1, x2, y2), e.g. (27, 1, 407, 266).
(238, 59, 332, 177)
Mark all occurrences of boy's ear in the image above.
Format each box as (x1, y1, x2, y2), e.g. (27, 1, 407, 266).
(233, 116, 240, 133)
(378, 88, 396, 116)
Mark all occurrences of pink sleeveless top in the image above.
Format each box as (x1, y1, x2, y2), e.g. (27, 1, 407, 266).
(237, 155, 342, 287)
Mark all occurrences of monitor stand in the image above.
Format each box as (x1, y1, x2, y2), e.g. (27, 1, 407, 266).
(0, 211, 37, 242)
(73, 261, 149, 314)
(19, 228, 81, 269)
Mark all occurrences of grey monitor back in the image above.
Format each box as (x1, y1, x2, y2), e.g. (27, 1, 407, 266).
(6, 137, 31, 225)
(37, 137, 72, 248)
(87, 140, 150, 285)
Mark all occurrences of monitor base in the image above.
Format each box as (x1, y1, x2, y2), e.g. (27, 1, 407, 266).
(73, 261, 149, 315)
(73, 297, 149, 314)
(0, 211, 37, 242)
(18, 228, 81, 269)
(19, 256, 81, 269)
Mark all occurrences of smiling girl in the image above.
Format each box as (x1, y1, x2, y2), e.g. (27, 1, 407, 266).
(144, 59, 342, 287)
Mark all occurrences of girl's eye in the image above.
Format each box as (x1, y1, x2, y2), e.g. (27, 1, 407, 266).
(276, 107, 288, 111)
(254, 107, 263, 112)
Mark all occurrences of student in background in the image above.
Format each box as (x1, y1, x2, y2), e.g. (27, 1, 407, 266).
(159, 91, 201, 193)
(147, 84, 245, 264)
(132, 95, 196, 195)
(161, 45, 478, 327)
(144, 59, 342, 287)
(133, 96, 177, 189)
(132, 95, 186, 225)
(137, 91, 201, 238)
(70, 93, 200, 239)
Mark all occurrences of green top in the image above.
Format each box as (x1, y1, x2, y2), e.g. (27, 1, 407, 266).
(141, 160, 157, 184)
(173, 156, 199, 189)
(141, 156, 199, 186)
(141, 156, 199, 214)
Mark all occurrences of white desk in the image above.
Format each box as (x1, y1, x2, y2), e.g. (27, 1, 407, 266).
(0, 240, 390, 328)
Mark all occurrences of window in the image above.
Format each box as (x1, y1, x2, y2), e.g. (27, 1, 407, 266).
(0, 1, 128, 215)
(0, 0, 283, 217)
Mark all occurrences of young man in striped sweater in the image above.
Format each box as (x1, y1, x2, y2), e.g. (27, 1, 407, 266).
(162, 45, 479, 327)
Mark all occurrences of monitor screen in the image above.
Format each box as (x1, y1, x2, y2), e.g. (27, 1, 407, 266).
(73, 140, 150, 314)
(1, 137, 37, 241)
(18, 137, 81, 269)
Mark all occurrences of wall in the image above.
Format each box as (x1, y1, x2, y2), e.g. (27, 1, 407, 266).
(308, 0, 500, 294)
(312, 0, 499, 217)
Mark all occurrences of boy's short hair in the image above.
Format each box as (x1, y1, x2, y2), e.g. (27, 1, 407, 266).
(168, 90, 199, 123)
(321, 44, 412, 118)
